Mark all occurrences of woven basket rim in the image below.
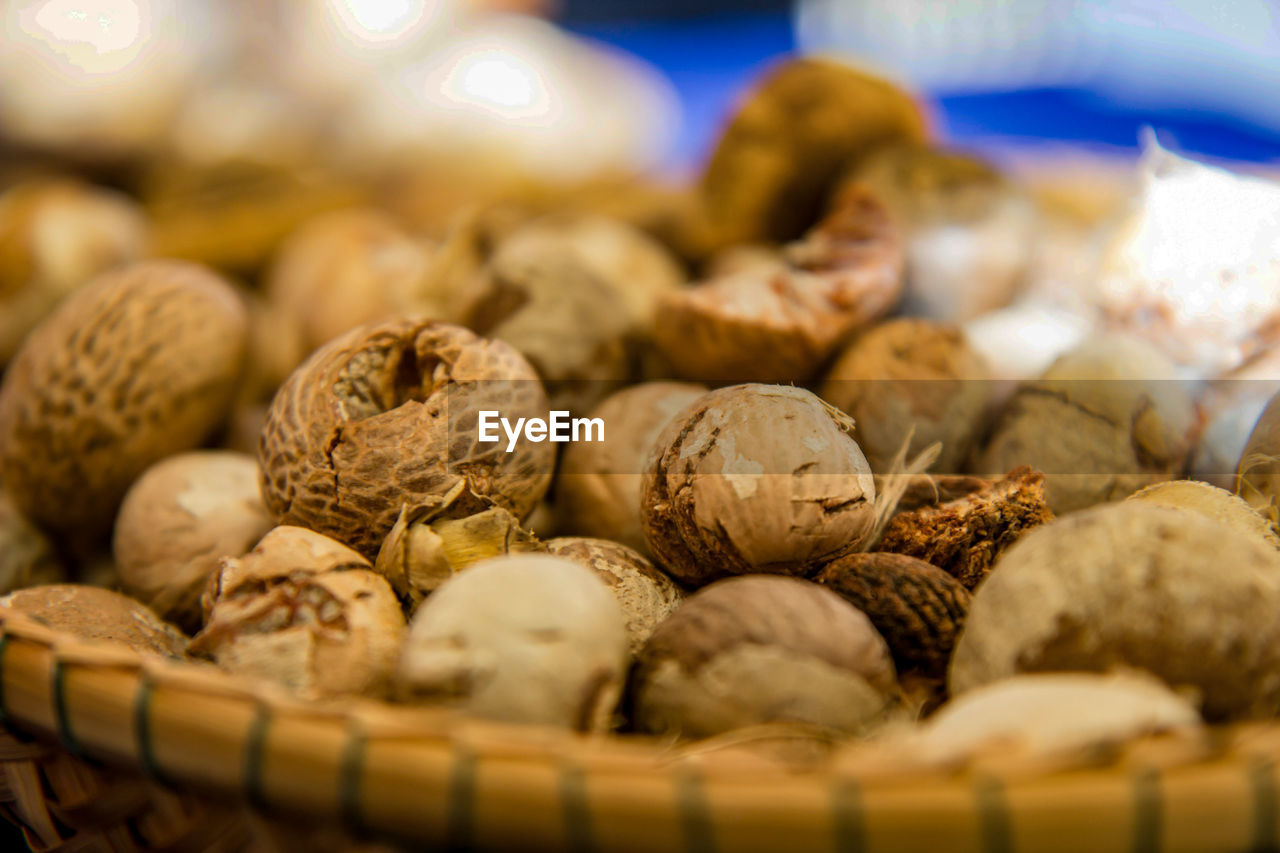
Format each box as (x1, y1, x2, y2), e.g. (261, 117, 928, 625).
(1, 609, 1277, 852)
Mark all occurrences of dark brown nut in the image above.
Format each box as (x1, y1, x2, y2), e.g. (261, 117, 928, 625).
(113, 451, 274, 632)
(0, 486, 64, 594)
(653, 185, 903, 384)
(641, 384, 876, 586)
(375, 488, 545, 606)
(633, 575, 899, 738)
(975, 334, 1194, 515)
(843, 145, 1035, 320)
(816, 552, 971, 679)
(949, 502, 1280, 721)
(547, 537, 684, 655)
(0, 260, 248, 544)
(555, 381, 707, 554)
(876, 466, 1053, 590)
(1, 585, 186, 657)
(258, 319, 553, 557)
(0, 179, 150, 364)
(888, 473, 995, 513)
(192, 526, 405, 698)
(698, 57, 927, 251)
(398, 554, 628, 731)
(820, 318, 990, 474)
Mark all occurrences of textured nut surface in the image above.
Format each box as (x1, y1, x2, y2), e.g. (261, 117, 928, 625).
(654, 186, 903, 384)
(817, 552, 971, 679)
(555, 381, 706, 554)
(820, 318, 990, 474)
(547, 537, 684, 655)
(0, 486, 64, 594)
(0, 260, 248, 541)
(398, 554, 628, 731)
(114, 450, 274, 631)
(976, 334, 1194, 514)
(641, 384, 876, 585)
(949, 502, 1280, 720)
(877, 466, 1054, 590)
(0, 584, 186, 657)
(1127, 479, 1280, 552)
(192, 526, 405, 697)
(258, 319, 553, 557)
(633, 575, 898, 738)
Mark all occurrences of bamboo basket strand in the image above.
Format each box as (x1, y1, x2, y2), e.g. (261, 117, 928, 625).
(0, 609, 1278, 852)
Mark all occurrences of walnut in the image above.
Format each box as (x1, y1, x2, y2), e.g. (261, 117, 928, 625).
(641, 384, 876, 586)
(974, 334, 1194, 514)
(816, 552, 970, 680)
(546, 537, 684, 656)
(949, 502, 1280, 720)
(653, 185, 903, 384)
(0, 260, 248, 545)
(191, 526, 405, 698)
(555, 381, 706, 554)
(876, 466, 1054, 590)
(398, 554, 628, 731)
(113, 451, 274, 632)
(819, 318, 990, 474)
(1, 585, 186, 658)
(258, 319, 553, 557)
(633, 576, 899, 738)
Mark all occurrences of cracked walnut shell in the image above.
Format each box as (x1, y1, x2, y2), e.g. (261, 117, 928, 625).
(258, 319, 553, 557)
(641, 384, 876, 586)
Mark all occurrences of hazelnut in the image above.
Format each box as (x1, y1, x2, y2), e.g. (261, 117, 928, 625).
(0, 485, 64, 594)
(375, 487, 545, 606)
(0, 260, 249, 544)
(974, 334, 1194, 514)
(1, 585, 186, 658)
(697, 57, 926, 250)
(876, 466, 1054, 590)
(949, 502, 1280, 720)
(819, 318, 990, 474)
(113, 451, 274, 632)
(1126, 479, 1280, 552)
(398, 554, 628, 731)
(816, 552, 970, 680)
(555, 381, 707, 554)
(653, 185, 903, 384)
(633, 575, 898, 738)
(0, 179, 150, 364)
(258, 319, 553, 557)
(843, 145, 1035, 321)
(641, 384, 876, 586)
(546, 537, 684, 655)
(191, 526, 405, 698)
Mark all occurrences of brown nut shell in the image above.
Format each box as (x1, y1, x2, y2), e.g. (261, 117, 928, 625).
(1, 585, 186, 657)
(0, 260, 248, 542)
(0, 486, 64, 594)
(641, 384, 876, 585)
(258, 319, 553, 557)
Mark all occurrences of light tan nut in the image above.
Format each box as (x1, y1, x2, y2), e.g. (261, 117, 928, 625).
(641, 384, 876, 586)
(949, 502, 1280, 721)
(0, 260, 248, 544)
(547, 537, 684, 656)
(820, 318, 990, 474)
(876, 466, 1054, 590)
(975, 334, 1194, 514)
(653, 185, 903, 384)
(1127, 479, 1280, 552)
(191, 526, 405, 698)
(258, 319, 553, 557)
(1, 585, 186, 657)
(633, 575, 899, 738)
(113, 451, 274, 632)
(555, 381, 707, 555)
(398, 554, 628, 732)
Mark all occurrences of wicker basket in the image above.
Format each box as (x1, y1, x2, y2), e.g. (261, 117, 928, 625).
(0, 609, 1275, 853)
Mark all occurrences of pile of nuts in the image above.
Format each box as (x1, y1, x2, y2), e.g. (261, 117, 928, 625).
(2, 57, 1279, 764)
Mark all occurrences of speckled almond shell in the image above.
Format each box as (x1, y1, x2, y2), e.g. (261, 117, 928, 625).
(640, 384, 876, 585)
(0, 260, 248, 541)
(0, 584, 187, 658)
(258, 319, 553, 557)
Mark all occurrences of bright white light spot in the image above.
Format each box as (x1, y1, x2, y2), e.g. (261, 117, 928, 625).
(327, 0, 431, 43)
(28, 0, 141, 56)
(437, 48, 552, 121)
